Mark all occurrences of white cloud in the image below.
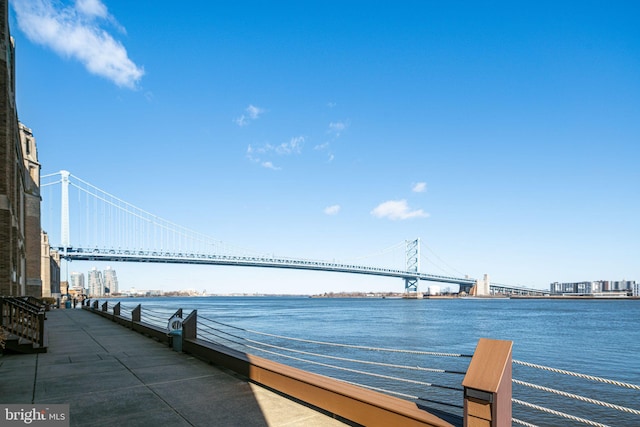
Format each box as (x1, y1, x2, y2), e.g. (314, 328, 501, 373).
(235, 104, 265, 126)
(370, 200, 429, 220)
(247, 137, 303, 170)
(75, 0, 107, 19)
(412, 182, 427, 193)
(235, 116, 249, 126)
(328, 120, 348, 137)
(324, 205, 341, 215)
(276, 136, 304, 155)
(246, 104, 264, 119)
(11, 0, 144, 89)
(261, 161, 280, 171)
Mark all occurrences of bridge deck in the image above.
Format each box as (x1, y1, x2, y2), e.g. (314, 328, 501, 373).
(0, 308, 348, 426)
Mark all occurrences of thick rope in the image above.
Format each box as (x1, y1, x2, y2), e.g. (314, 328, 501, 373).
(246, 337, 466, 375)
(247, 344, 463, 391)
(199, 315, 472, 357)
(197, 317, 467, 375)
(513, 379, 640, 415)
(513, 360, 640, 390)
(512, 418, 539, 427)
(512, 399, 611, 427)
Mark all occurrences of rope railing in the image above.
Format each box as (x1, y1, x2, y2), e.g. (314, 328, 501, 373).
(512, 359, 640, 426)
(139, 312, 168, 324)
(196, 313, 467, 411)
(513, 359, 640, 390)
(512, 418, 539, 427)
(513, 379, 640, 416)
(245, 342, 464, 391)
(118, 306, 134, 317)
(512, 399, 611, 427)
(88, 302, 639, 427)
(199, 314, 473, 358)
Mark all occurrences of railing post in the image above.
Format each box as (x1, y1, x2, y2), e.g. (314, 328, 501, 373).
(113, 302, 121, 317)
(462, 338, 513, 427)
(92, 300, 98, 310)
(171, 308, 183, 320)
(101, 301, 108, 312)
(182, 309, 197, 341)
(38, 311, 45, 347)
(132, 304, 141, 322)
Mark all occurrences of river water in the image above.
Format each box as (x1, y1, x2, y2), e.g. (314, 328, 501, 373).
(106, 296, 640, 427)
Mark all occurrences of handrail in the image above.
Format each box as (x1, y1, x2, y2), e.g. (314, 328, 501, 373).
(0, 297, 46, 349)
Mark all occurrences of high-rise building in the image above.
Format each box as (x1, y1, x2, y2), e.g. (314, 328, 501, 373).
(103, 267, 119, 295)
(70, 272, 85, 293)
(88, 267, 104, 297)
(550, 280, 636, 295)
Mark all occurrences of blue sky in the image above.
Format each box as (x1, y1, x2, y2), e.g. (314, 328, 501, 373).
(9, 0, 640, 294)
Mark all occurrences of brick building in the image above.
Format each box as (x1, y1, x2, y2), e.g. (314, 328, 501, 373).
(0, 0, 43, 297)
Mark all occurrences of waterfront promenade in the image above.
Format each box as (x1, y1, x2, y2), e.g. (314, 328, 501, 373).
(0, 308, 348, 427)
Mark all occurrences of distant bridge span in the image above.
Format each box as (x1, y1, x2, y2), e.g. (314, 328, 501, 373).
(59, 246, 477, 287)
(43, 171, 545, 296)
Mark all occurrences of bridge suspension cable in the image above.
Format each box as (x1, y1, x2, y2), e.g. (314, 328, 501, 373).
(420, 240, 467, 278)
(43, 171, 269, 257)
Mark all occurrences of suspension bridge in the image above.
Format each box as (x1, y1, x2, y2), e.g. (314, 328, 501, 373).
(41, 170, 543, 296)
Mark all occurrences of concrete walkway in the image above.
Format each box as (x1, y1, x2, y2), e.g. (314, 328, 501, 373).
(0, 308, 349, 427)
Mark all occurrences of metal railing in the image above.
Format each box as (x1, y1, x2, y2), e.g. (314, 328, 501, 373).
(0, 296, 46, 350)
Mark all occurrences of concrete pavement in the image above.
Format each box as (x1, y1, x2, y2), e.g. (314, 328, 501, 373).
(0, 308, 350, 427)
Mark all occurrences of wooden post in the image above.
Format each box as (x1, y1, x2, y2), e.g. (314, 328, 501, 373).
(462, 338, 512, 427)
(182, 310, 197, 341)
(132, 304, 141, 322)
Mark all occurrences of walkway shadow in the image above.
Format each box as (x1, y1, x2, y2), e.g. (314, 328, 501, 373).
(7, 309, 346, 426)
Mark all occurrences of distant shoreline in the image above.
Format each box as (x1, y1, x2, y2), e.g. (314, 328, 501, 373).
(89, 293, 639, 300)
(509, 295, 640, 300)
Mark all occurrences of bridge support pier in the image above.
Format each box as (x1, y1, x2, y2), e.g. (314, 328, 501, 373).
(473, 274, 491, 296)
(404, 277, 422, 299)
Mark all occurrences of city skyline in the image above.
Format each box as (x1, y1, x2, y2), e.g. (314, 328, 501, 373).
(9, 1, 640, 294)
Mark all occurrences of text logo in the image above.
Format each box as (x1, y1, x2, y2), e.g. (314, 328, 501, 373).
(1, 405, 69, 426)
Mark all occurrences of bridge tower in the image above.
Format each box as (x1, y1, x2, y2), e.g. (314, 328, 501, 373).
(60, 170, 70, 251)
(404, 238, 421, 297)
